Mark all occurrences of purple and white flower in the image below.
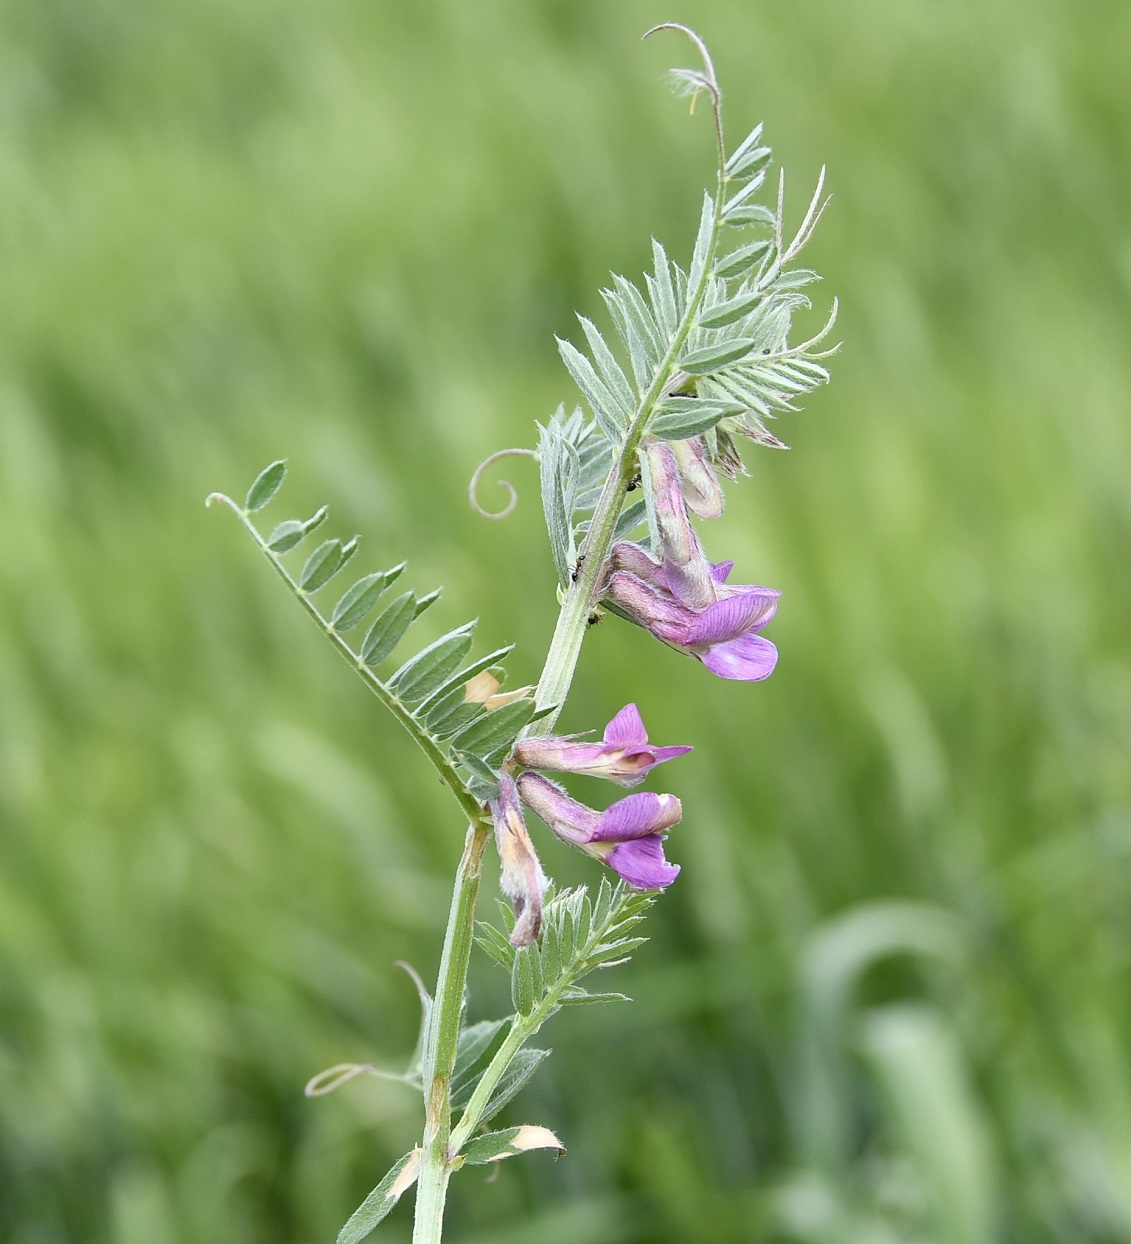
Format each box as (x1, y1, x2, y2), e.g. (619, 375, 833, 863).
(603, 444, 779, 681)
(516, 772, 682, 890)
(489, 773, 549, 948)
(512, 703, 691, 788)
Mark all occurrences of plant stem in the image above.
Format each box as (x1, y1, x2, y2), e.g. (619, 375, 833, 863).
(448, 977, 562, 1155)
(530, 169, 727, 735)
(412, 822, 492, 1244)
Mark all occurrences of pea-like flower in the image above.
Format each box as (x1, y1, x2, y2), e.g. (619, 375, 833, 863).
(516, 772, 682, 890)
(489, 773, 549, 948)
(606, 546, 779, 681)
(512, 703, 691, 788)
(603, 442, 780, 681)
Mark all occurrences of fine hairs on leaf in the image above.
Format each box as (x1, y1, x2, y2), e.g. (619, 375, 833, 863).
(207, 24, 835, 1244)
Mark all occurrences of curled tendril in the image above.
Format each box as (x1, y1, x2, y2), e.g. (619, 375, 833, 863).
(468, 448, 538, 520)
(304, 1062, 409, 1097)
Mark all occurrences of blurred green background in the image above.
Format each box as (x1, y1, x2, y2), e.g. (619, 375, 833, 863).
(1, 0, 1130, 1240)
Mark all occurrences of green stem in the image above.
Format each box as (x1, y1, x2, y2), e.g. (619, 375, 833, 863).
(209, 494, 497, 1242)
(530, 156, 728, 735)
(412, 823, 491, 1244)
(448, 978, 564, 1155)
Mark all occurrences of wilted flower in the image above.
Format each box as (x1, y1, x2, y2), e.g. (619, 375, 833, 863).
(512, 702, 691, 787)
(489, 773, 549, 948)
(603, 443, 779, 681)
(516, 772, 682, 890)
(669, 437, 724, 520)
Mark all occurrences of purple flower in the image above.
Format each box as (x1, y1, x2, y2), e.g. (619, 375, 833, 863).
(600, 442, 779, 681)
(516, 772, 682, 890)
(606, 546, 779, 680)
(512, 703, 691, 787)
(489, 773, 549, 948)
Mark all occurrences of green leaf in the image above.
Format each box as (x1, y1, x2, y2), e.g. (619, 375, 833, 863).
(450, 698, 536, 760)
(460, 751, 501, 797)
(511, 946, 537, 1016)
(651, 397, 743, 440)
(450, 1018, 509, 1109)
(560, 988, 632, 1005)
(388, 624, 476, 702)
(770, 267, 821, 291)
(698, 289, 764, 328)
(245, 460, 286, 512)
(479, 1048, 551, 1126)
(300, 539, 344, 591)
(601, 286, 648, 388)
(302, 505, 329, 535)
(541, 922, 561, 984)
(649, 239, 678, 339)
(538, 418, 575, 587)
(725, 121, 765, 173)
(475, 923, 517, 971)
(266, 519, 305, 553)
(687, 191, 715, 294)
(337, 1149, 421, 1244)
(579, 315, 635, 414)
(723, 172, 768, 217)
(724, 204, 777, 228)
(611, 275, 663, 367)
(613, 499, 648, 541)
(713, 241, 773, 280)
(680, 338, 755, 375)
(557, 337, 626, 439)
(728, 144, 772, 180)
(589, 936, 647, 965)
(429, 700, 485, 739)
(331, 571, 395, 633)
(360, 592, 416, 666)
(417, 645, 515, 715)
(413, 589, 441, 618)
(455, 1019, 508, 1071)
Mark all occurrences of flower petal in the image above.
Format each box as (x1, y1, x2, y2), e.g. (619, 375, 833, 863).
(610, 541, 664, 583)
(590, 792, 682, 842)
(685, 588, 779, 646)
(516, 773, 598, 845)
(647, 744, 694, 765)
(671, 437, 725, 520)
(606, 571, 693, 633)
(512, 738, 606, 773)
(605, 835, 681, 889)
(602, 703, 648, 748)
(699, 632, 778, 681)
(710, 560, 735, 583)
(489, 774, 549, 948)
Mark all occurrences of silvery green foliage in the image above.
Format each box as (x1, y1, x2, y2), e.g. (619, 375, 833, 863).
(209, 461, 550, 805)
(327, 882, 652, 1240)
(541, 113, 836, 569)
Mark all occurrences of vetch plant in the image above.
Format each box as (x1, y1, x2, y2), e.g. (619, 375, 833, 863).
(207, 25, 835, 1244)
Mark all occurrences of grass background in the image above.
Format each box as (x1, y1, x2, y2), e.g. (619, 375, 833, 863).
(1, 0, 1129, 1240)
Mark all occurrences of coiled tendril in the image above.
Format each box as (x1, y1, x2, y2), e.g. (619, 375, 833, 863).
(468, 447, 538, 519)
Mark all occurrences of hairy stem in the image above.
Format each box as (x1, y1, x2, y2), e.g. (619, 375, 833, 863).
(413, 823, 491, 1244)
(448, 974, 564, 1155)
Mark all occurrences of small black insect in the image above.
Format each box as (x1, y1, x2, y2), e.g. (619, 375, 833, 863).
(586, 610, 603, 628)
(627, 472, 642, 492)
(571, 554, 586, 583)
